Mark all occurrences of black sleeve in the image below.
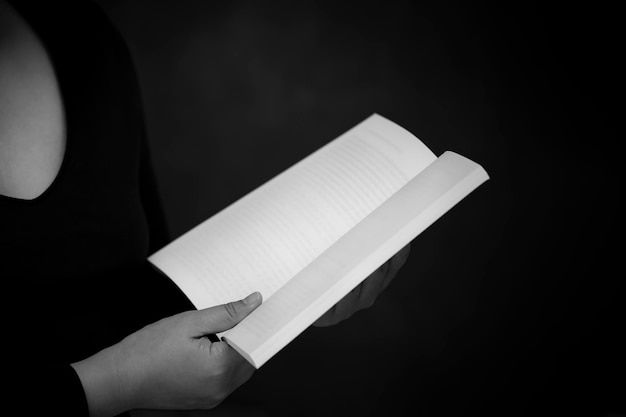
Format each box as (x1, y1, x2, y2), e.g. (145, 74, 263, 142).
(139, 131, 171, 254)
(11, 363, 90, 416)
(50, 365, 91, 416)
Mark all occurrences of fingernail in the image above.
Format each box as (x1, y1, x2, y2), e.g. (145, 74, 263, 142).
(244, 292, 262, 306)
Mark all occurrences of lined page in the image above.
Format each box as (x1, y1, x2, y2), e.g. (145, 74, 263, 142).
(149, 114, 436, 308)
(223, 152, 489, 367)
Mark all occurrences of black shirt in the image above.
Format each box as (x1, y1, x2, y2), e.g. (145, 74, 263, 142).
(2, 1, 192, 414)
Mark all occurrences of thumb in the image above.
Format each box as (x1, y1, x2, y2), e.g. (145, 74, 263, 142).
(198, 292, 263, 334)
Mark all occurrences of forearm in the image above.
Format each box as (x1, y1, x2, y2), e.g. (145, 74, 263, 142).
(71, 345, 131, 417)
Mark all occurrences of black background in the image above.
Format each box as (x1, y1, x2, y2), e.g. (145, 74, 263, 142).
(93, 1, 622, 415)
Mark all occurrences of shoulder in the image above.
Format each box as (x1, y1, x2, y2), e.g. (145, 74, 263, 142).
(0, 1, 19, 45)
(0, 1, 27, 194)
(0, 0, 66, 200)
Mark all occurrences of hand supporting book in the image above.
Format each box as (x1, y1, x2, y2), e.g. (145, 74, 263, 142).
(72, 293, 263, 416)
(312, 243, 411, 327)
(149, 114, 489, 368)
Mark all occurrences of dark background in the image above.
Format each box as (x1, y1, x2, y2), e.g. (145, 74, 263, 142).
(93, 1, 622, 415)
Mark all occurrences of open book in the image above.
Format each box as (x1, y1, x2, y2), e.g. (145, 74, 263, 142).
(149, 114, 489, 368)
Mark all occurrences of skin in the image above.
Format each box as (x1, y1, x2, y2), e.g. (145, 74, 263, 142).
(69, 249, 410, 416)
(0, 0, 65, 200)
(0, 1, 412, 415)
(313, 244, 411, 327)
(71, 293, 264, 416)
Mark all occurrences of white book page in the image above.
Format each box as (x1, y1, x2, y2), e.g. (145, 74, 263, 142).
(224, 151, 489, 368)
(149, 114, 436, 309)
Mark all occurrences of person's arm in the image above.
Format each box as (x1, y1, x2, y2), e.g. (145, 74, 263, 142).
(71, 292, 262, 417)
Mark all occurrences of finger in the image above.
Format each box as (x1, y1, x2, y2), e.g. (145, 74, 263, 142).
(216, 342, 257, 383)
(333, 284, 364, 322)
(390, 244, 411, 273)
(204, 342, 257, 399)
(195, 292, 263, 335)
(333, 265, 387, 321)
(231, 350, 256, 387)
(358, 272, 385, 307)
(366, 260, 392, 295)
(380, 261, 399, 291)
(380, 244, 411, 289)
(313, 304, 337, 327)
(376, 259, 391, 277)
(314, 284, 361, 327)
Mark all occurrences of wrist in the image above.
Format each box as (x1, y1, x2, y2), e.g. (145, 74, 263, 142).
(71, 344, 131, 417)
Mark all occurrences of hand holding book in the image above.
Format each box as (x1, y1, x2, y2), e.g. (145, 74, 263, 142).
(71, 293, 263, 415)
(149, 114, 489, 368)
(313, 243, 410, 327)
